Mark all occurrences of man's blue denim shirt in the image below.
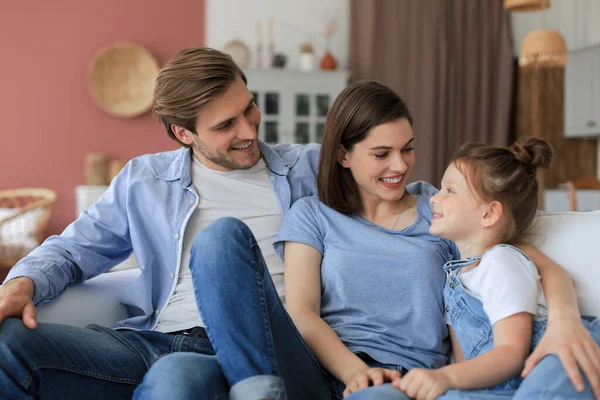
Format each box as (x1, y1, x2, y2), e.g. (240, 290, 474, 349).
(5, 141, 320, 330)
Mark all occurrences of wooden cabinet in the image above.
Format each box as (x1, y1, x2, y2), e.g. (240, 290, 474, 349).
(565, 44, 600, 138)
(245, 69, 349, 144)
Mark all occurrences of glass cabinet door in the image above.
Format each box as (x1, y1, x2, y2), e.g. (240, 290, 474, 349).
(253, 91, 282, 144)
(293, 93, 330, 144)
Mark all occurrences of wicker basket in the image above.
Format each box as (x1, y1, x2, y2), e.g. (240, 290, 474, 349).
(0, 188, 57, 268)
(87, 42, 160, 118)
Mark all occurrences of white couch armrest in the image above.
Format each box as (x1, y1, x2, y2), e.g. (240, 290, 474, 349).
(37, 269, 140, 328)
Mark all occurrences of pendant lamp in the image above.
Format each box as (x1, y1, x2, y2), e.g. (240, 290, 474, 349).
(504, 0, 550, 12)
(519, 29, 568, 67)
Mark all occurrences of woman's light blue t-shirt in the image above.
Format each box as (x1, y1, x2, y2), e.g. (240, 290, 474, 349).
(274, 181, 459, 369)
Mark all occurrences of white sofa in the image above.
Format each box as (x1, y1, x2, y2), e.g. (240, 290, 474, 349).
(37, 211, 600, 327)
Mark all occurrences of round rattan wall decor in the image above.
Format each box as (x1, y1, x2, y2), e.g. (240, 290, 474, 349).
(87, 42, 160, 118)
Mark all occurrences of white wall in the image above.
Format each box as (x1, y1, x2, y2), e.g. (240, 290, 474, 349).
(206, 0, 349, 71)
(511, 0, 600, 55)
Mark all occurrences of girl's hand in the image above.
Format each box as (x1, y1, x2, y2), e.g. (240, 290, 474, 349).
(522, 317, 600, 398)
(342, 367, 402, 398)
(394, 368, 451, 400)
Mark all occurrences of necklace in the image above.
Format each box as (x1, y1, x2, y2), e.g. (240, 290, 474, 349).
(390, 198, 411, 230)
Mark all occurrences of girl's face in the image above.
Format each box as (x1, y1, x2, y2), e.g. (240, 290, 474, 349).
(429, 162, 489, 243)
(339, 118, 415, 205)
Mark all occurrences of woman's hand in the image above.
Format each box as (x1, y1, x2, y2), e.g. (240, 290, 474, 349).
(522, 317, 600, 398)
(343, 367, 402, 398)
(394, 368, 451, 400)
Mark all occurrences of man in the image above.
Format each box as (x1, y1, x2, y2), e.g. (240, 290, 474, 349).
(0, 47, 319, 399)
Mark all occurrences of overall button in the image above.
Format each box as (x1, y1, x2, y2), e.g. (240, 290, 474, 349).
(175, 233, 180, 239)
(445, 306, 450, 313)
(189, 199, 194, 205)
(170, 273, 175, 279)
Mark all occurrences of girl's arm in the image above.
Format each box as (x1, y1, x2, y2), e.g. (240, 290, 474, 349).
(397, 313, 532, 398)
(517, 243, 600, 398)
(440, 313, 532, 389)
(283, 241, 369, 385)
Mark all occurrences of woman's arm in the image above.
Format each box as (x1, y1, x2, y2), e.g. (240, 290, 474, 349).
(397, 313, 532, 399)
(516, 243, 600, 397)
(284, 241, 368, 385)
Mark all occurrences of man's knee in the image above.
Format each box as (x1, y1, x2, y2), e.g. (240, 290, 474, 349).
(136, 353, 226, 399)
(192, 217, 252, 251)
(147, 353, 222, 382)
(0, 318, 36, 351)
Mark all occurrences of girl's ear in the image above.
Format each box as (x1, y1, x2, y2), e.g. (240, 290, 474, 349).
(481, 200, 503, 228)
(338, 144, 350, 168)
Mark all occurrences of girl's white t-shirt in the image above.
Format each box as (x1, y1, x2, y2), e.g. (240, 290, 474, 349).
(459, 245, 549, 325)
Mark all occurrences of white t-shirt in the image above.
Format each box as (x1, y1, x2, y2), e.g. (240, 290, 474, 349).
(459, 245, 548, 325)
(154, 157, 284, 333)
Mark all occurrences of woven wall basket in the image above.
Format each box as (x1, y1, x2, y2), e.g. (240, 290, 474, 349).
(87, 42, 160, 118)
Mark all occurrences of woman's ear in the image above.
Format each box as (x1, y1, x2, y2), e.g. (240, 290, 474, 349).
(338, 144, 350, 168)
(480, 200, 503, 228)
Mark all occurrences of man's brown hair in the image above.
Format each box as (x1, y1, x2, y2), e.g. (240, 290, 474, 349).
(153, 47, 247, 147)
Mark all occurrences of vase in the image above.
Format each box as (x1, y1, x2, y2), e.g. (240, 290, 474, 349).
(300, 53, 315, 71)
(320, 50, 337, 70)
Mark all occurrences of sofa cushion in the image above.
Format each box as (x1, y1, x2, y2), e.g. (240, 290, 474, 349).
(526, 211, 600, 318)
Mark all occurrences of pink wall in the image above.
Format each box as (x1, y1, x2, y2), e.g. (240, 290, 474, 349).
(0, 0, 205, 236)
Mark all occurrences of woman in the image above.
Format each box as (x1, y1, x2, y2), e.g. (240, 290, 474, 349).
(135, 81, 600, 400)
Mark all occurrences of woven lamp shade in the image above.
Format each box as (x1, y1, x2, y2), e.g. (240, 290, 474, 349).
(504, 0, 550, 11)
(519, 30, 568, 67)
(88, 42, 159, 118)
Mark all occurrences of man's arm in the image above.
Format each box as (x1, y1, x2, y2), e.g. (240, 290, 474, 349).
(5, 163, 134, 306)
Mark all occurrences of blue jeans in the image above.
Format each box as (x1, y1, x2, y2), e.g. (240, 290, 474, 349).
(347, 384, 515, 399)
(348, 351, 600, 400)
(144, 217, 339, 400)
(0, 318, 214, 399)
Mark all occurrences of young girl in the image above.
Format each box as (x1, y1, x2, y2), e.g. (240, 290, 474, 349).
(392, 138, 600, 399)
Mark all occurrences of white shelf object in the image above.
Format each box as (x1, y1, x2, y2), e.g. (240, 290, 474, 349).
(244, 68, 349, 144)
(544, 189, 600, 212)
(565, 44, 600, 138)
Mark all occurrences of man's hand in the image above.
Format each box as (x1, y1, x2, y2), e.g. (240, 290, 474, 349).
(394, 368, 451, 400)
(0, 277, 37, 329)
(343, 367, 402, 398)
(522, 317, 600, 398)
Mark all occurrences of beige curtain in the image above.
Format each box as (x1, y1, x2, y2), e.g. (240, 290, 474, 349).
(350, 0, 514, 185)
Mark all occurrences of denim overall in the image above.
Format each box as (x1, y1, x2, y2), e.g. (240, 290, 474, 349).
(443, 245, 555, 391)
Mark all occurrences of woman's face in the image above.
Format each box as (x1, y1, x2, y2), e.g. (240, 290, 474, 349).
(339, 118, 415, 204)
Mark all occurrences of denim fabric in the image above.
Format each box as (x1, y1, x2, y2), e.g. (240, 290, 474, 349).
(444, 244, 600, 397)
(185, 217, 406, 400)
(0, 319, 214, 399)
(5, 142, 320, 331)
(347, 383, 515, 400)
(133, 352, 229, 400)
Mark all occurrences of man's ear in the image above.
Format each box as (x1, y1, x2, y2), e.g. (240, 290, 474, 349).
(338, 144, 350, 168)
(481, 200, 503, 228)
(172, 124, 194, 146)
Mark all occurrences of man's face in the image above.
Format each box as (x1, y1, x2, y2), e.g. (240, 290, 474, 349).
(177, 75, 262, 171)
